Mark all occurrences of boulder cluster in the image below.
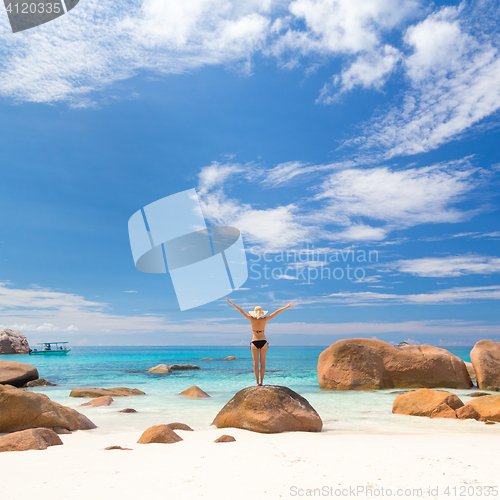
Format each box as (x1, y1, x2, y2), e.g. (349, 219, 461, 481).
(317, 338, 500, 392)
(392, 388, 500, 423)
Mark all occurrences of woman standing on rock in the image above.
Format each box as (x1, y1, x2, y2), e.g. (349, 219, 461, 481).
(226, 299, 293, 386)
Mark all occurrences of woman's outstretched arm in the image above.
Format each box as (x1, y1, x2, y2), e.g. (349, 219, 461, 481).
(226, 299, 253, 320)
(266, 302, 293, 321)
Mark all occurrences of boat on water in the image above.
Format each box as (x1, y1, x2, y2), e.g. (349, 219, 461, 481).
(29, 342, 71, 355)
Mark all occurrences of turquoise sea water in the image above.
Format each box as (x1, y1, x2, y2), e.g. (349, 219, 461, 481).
(2, 346, 497, 436)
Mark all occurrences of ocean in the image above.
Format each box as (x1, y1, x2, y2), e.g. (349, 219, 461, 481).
(3, 346, 498, 436)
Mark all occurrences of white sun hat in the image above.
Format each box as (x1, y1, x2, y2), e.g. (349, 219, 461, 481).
(248, 306, 268, 318)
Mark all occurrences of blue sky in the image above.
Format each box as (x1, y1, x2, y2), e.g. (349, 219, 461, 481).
(0, 0, 499, 346)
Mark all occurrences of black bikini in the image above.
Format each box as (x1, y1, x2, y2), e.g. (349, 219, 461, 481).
(251, 339, 268, 349)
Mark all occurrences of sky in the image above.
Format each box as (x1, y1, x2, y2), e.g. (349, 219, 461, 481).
(0, 0, 499, 347)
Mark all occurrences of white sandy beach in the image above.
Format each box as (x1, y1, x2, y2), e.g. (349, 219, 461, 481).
(1, 427, 499, 500)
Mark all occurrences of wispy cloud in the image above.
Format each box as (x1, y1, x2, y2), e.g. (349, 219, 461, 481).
(296, 285, 500, 306)
(270, 0, 420, 58)
(2, 282, 499, 343)
(1, 0, 499, 166)
(197, 162, 314, 252)
(0, 0, 272, 106)
(392, 254, 500, 277)
(0, 281, 170, 333)
(344, 1, 500, 158)
(319, 44, 401, 101)
(196, 157, 487, 250)
(315, 160, 481, 228)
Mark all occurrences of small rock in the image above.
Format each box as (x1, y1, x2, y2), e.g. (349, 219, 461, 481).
(202, 358, 212, 360)
(137, 425, 183, 444)
(180, 386, 210, 399)
(223, 356, 237, 360)
(167, 422, 194, 431)
(169, 364, 201, 371)
(214, 434, 236, 443)
(0, 428, 63, 452)
(70, 387, 145, 398)
(118, 408, 138, 413)
(24, 378, 57, 387)
(147, 364, 172, 374)
(80, 396, 114, 407)
(105, 445, 133, 450)
(468, 392, 491, 398)
(485, 420, 497, 425)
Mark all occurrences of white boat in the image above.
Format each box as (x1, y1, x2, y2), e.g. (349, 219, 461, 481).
(29, 342, 71, 355)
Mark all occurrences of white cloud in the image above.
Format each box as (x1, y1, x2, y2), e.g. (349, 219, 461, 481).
(0, 0, 498, 168)
(195, 156, 485, 248)
(2, 282, 499, 342)
(262, 161, 314, 185)
(320, 44, 401, 101)
(393, 254, 500, 277)
(262, 160, 355, 186)
(197, 161, 246, 194)
(0, 0, 272, 105)
(326, 224, 387, 242)
(0, 281, 170, 333)
(404, 6, 471, 81)
(316, 161, 479, 229)
(273, 0, 420, 56)
(297, 285, 500, 306)
(0, 0, 423, 107)
(347, 2, 500, 158)
(197, 162, 313, 251)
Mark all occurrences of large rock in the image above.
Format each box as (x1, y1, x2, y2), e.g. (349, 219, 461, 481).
(180, 386, 210, 398)
(0, 384, 96, 433)
(470, 340, 500, 391)
(0, 329, 30, 354)
(392, 389, 465, 419)
(137, 425, 183, 444)
(70, 387, 145, 398)
(318, 339, 472, 390)
(466, 395, 500, 422)
(147, 364, 172, 374)
(0, 360, 39, 387)
(212, 385, 322, 434)
(0, 428, 63, 452)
